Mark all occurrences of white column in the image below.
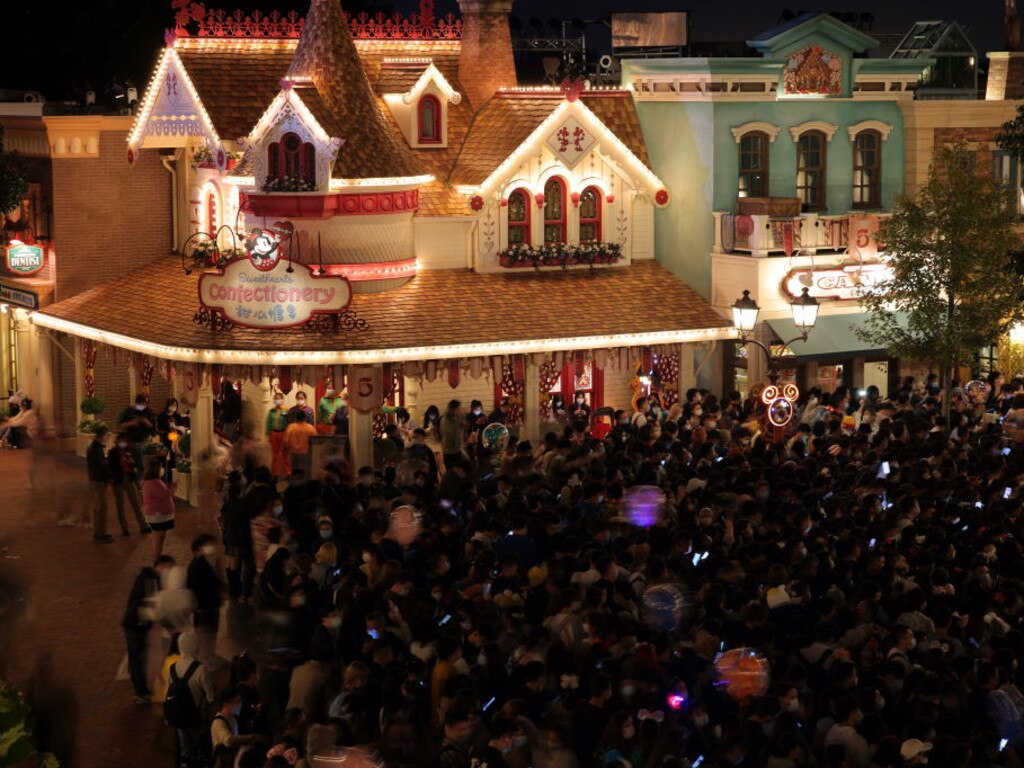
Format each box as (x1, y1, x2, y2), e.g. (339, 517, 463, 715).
(523, 358, 540, 444)
(32, 322, 56, 438)
(349, 406, 374, 470)
(191, 379, 216, 509)
(0, 309, 11, 394)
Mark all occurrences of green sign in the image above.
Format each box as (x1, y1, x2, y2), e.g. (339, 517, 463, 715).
(5, 243, 44, 275)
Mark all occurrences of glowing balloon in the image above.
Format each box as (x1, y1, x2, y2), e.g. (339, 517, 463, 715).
(625, 485, 665, 527)
(965, 380, 991, 406)
(388, 505, 422, 546)
(714, 648, 770, 703)
(641, 583, 687, 632)
(482, 422, 510, 452)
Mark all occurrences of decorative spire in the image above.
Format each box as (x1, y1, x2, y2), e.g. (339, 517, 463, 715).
(287, 0, 417, 179)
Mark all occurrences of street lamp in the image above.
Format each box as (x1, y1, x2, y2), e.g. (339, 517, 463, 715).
(732, 287, 820, 440)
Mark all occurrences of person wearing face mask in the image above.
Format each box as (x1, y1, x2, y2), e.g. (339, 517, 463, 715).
(265, 392, 291, 479)
(210, 686, 257, 766)
(118, 394, 156, 474)
(187, 533, 225, 670)
(312, 516, 335, 557)
(86, 425, 115, 543)
(157, 397, 189, 482)
(287, 390, 315, 426)
(474, 718, 521, 768)
(109, 431, 152, 537)
(824, 697, 870, 768)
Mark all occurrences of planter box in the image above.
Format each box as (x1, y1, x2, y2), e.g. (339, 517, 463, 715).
(498, 253, 621, 269)
(242, 192, 335, 219)
(173, 472, 194, 503)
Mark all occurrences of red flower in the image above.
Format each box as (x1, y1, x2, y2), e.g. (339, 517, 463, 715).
(655, 189, 669, 206)
(470, 195, 484, 211)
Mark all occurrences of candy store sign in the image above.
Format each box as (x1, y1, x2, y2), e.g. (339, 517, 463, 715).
(5, 242, 44, 275)
(782, 262, 893, 302)
(199, 259, 351, 328)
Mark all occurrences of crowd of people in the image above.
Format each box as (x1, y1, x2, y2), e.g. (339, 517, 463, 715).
(114, 373, 1024, 768)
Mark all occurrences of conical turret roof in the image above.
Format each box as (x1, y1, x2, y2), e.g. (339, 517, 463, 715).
(288, 0, 419, 180)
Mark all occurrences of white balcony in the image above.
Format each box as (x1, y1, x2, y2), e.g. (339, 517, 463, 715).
(712, 211, 891, 257)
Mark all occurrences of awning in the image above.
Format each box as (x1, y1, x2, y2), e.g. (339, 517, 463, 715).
(765, 312, 905, 362)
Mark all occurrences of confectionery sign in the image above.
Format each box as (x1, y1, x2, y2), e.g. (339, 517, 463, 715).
(199, 259, 351, 329)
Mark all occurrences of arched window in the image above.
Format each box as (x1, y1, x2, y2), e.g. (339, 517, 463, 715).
(543, 177, 567, 244)
(205, 187, 218, 238)
(738, 131, 769, 198)
(418, 95, 442, 144)
(796, 130, 826, 211)
(267, 132, 316, 185)
(852, 130, 881, 209)
(507, 188, 530, 246)
(579, 186, 602, 242)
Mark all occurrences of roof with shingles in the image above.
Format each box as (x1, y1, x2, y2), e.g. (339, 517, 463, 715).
(449, 92, 652, 187)
(38, 259, 731, 356)
(376, 62, 431, 94)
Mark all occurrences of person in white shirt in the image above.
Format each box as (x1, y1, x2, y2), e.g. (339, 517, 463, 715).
(211, 686, 256, 757)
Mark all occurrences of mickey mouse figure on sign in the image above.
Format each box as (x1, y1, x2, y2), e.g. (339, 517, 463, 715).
(245, 221, 294, 272)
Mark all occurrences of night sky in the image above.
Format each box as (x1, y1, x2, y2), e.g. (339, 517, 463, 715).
(3, 0, 1005, 100)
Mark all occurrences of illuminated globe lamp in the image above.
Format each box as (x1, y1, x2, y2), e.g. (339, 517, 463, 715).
(387, 505, 422, 547)
(641, 583, 689, 633)
(714, 647, 770, 704)
(732, 287, 819, 443)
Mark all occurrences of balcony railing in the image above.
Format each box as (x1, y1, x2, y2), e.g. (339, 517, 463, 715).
(713, 211, 891, 257)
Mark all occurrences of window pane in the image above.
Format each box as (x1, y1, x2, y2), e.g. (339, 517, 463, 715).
(580, 223, 597, 241)
(544, 180, 563, 220)
(509, 225, 526, 246)
(509, 191, 527, 223)
(544, 224, 563, 243)
(580, 189, 598, 219)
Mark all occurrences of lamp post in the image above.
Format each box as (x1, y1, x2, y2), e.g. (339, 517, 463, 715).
(731, 287, 819, 439)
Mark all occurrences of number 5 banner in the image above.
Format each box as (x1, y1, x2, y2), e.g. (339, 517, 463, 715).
(850, 215, 878, 261)
(347, 366, 384, 413)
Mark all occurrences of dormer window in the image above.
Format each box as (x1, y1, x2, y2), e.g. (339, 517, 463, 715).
(268, 132, 316, 186)
(417, 95, 442, 144)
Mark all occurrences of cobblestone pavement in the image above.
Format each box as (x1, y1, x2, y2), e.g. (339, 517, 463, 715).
(0, 443, 241, 768)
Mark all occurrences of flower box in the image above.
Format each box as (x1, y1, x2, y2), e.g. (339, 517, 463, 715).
(242, 192, 336, 219)
(497, 242, 623, 270)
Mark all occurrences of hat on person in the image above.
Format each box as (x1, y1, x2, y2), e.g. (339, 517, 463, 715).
(686, 478, 707, 494)
(900, 739, 933, 760)
(766, 585, 792, 609)
(527, 565, 548, 587)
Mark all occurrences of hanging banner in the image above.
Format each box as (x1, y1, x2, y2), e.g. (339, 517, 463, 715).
(781, 221, 795, 256)
(198, 259, 351, 329)
(181, 364, 201, 406)
(850, 215, 879, 261)
(347, 366, 384, 413)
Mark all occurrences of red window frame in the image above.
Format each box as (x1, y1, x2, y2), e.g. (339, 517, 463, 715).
(507, 188, 531, 246)
(205, 189, 218, 238)
(267, 132, 315, 184)
(579, 185, 602, 242)
(417, 95, 442, 144)
(543, 176, 567, 244)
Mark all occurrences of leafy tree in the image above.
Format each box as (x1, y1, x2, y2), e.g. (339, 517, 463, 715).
(997, 103, 1024, 161)
(0, 127, 27, 217)
(856, 140, 1024, 416)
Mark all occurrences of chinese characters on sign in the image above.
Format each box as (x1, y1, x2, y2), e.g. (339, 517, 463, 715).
(782, 263, 893, 302)
(198, 259, 352, 328)
(545, 116, 596, 169)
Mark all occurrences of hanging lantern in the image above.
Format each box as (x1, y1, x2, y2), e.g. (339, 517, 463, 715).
(570, 191, 581, 207)
(534, 192, 545, 207)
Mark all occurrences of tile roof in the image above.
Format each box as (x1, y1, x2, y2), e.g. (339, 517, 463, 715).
(376, 62, 431, 95)
(176, 42, 296, 141)
(286, 0, 418, 179)
(449, 92, 652, 187)
(38, 259, 731, 358)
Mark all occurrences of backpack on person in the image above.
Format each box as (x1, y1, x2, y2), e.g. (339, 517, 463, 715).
(164, 660, 202, 728)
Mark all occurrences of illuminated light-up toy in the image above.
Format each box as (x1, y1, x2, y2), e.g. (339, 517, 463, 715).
(641, 583, 689, 632)
(714, 647, 770, 703)
(761, 382, 800, 443)
(624, 485, 665, 527)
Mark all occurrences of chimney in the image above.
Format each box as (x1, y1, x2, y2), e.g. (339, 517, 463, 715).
(457, 0, 517, 110)
(986, 51, 1024, 100)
